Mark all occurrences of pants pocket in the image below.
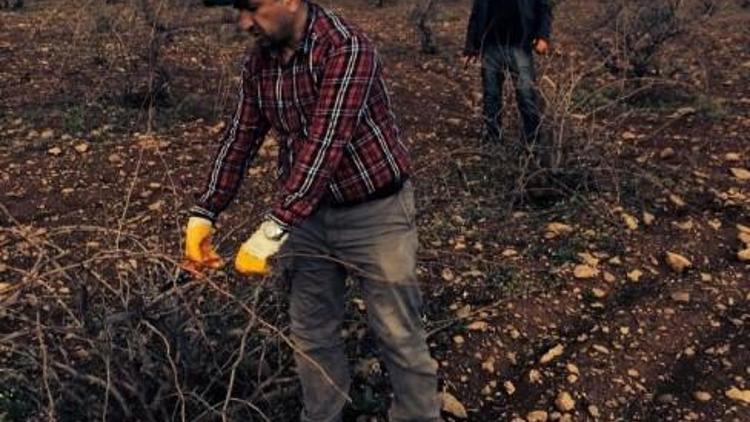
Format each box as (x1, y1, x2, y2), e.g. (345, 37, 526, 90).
(274, 241, 295, 296)
(397, 182, 417, 229)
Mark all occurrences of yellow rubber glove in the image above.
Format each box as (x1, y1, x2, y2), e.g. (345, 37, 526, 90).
(184, 216, 224, 270)
(235, 219, 288, 276)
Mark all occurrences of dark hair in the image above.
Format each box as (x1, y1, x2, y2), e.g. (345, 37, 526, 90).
(201, 0, 253, 8)
(233, 0, 252, 9)
(233, 0, 289, 9)
(202, 0, 235, 7)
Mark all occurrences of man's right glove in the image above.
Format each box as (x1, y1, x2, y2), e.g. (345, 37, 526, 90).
(184, 216, 224, 270)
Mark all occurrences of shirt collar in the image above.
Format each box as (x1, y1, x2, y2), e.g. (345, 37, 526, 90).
(298, 1, 317, 54)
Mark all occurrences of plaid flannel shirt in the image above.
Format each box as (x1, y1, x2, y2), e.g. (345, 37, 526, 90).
(191, 2, 411, 229)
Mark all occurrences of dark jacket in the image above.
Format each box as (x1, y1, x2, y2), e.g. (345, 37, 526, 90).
(464, 0, 552, 54)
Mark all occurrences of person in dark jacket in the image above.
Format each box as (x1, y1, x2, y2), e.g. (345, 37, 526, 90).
(464, 0, 552, 145)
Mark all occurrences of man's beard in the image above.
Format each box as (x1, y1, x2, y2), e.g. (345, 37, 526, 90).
(253, 23, 293, 55)
(256, 35, 285, 54)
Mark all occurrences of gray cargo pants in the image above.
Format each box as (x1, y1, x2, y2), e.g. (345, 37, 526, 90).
(279, 182, 442, 422)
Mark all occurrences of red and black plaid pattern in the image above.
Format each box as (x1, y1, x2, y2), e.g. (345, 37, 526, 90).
(192, 2, 411, 228)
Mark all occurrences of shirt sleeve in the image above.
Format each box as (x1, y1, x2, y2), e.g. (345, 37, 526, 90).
(534, 0, 553, 41)
(269, 36, 378, 229)
(464, 0, 487, 54)
(191, 56, 270, 222)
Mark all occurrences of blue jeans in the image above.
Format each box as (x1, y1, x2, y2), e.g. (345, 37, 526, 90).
(481, 44, 542, 143)
(280, 182, 442, 422)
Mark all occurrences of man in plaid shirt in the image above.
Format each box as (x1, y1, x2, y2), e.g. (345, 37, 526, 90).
(183, 0, 442, 420)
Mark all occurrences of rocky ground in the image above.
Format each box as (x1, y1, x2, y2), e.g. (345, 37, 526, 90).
(1, 0, 750, 421)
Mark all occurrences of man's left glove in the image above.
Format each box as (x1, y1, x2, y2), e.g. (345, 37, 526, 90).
(534, 38, 550, 55)
(235, 219, 289, 276)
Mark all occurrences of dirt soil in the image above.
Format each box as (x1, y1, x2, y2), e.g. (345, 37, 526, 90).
(1, 0, 750, 421)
